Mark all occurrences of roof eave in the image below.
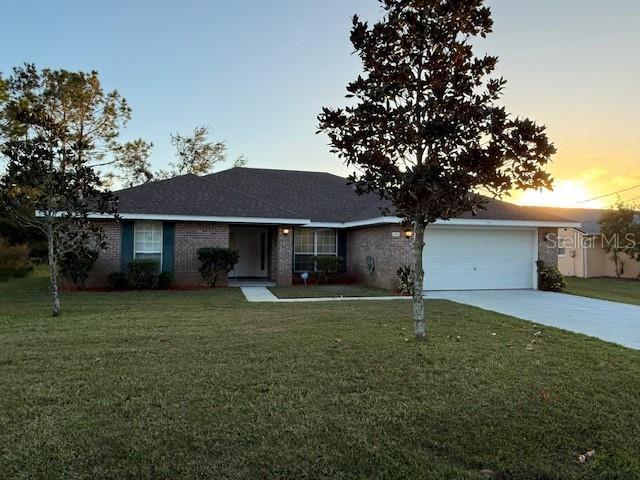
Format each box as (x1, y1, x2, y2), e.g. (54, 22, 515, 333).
(87, 213, 312, 225)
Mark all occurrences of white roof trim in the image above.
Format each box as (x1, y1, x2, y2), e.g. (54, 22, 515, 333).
(329, 216, 582, 229)
(432, 218, 582, 228)
(83, 212, 580, 229)
(87, 213, 312, 225)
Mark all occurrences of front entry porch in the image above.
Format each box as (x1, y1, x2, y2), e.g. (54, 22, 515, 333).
(228, 225, 293, 286)
(229, 226, 268, 279)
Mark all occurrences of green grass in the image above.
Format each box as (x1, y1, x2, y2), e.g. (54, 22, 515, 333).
(269, 284, 399, 298)
(565, 276, 640, 306)
(1, 276, 640, 479)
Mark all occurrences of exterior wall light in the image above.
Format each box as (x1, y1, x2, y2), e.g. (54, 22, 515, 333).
(404, 229, 414, 238)
(282, 228, 290, 236)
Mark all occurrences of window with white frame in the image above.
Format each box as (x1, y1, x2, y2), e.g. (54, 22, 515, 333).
(294, 228, 337, 272)
(134, 221, 163, 270)
(558, 247, 566, 257)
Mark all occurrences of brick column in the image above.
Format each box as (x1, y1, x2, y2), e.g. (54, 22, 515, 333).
(271, 226, 293, 286)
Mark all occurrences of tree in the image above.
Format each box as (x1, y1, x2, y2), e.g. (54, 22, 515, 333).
(155, 125, 249, 179)
(113, 138, 154, 187)
(233, 154, 249, 168)
(599, 201, 638, 278)
(156, 125, 226, 179)
(0, 64, 146, 315)
(318, 0, 554, 341)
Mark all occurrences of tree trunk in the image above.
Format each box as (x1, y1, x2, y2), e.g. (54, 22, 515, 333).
(412, 220, 427, 341)
(47, 223, 61, 317)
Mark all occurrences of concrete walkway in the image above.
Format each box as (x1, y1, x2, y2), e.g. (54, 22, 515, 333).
(240, 287, 411, 303)
(428, 289, 640, 350)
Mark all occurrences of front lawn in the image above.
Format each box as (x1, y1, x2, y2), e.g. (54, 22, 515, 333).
(1, 276, 639, 479)
(564, 276, 640, 306)
(269, 284, 399, 298)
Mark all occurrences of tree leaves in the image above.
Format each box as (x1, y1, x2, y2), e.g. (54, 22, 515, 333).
(318, 0, 555, 225)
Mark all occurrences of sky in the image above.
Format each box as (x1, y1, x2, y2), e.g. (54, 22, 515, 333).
(2, 0, 639, 209)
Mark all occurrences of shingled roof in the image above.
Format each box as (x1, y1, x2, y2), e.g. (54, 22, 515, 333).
(114, 167, 577, 225)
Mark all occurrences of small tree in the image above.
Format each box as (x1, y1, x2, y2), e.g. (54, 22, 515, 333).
(197, 247, 239, 287)
(599, 201, 637, 278)
(59, 241, 100, 287)
(0, 65, 147, 315)
(319, 0, 554, 341)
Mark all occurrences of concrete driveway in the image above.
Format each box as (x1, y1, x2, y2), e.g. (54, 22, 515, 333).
(426, 290, 640, 350)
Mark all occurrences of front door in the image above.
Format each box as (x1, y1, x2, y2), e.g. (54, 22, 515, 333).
(230, 227, 268, 278)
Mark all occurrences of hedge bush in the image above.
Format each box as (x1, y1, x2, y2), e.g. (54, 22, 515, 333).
(156, 272, 175, 290)
(197, 248, 239, 287)
(312, 255, 344, 284)
(59, 246, 99, 287)
(537, 261, 566, 292)
(127, 259, 160, 290)
(108, 272, 129, 290)
(396, 265, 415, 295)
(0, 237, 33, 282)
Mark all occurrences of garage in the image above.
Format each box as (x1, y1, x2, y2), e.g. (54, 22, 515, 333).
(423, 227, 537, 291)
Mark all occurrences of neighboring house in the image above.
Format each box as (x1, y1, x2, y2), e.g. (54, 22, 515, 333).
(77, 167, 579, 291)
(542, 208, 640, 279)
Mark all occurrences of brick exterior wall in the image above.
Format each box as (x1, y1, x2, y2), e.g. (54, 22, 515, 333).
(346, 225, 413, 290)
(537, 227, 559, 268)
(268, 226, 293, 286)
(174, 222, 230, 286)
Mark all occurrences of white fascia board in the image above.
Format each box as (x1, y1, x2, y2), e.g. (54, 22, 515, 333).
(337, 216, 581, 229)
(340, 216, 402, 228)
(87, 213, 312, 225)
(83, 212, 581, 230)
(302, 222, 348, 228)
(430, 219, 583, 228)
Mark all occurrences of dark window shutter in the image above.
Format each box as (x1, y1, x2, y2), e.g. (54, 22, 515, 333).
(162, 223, 175, 273)
(337, 230, 347, 273)
(120, 221, 135, 272)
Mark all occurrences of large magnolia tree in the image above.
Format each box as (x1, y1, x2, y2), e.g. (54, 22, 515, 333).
(0, 65, 149, 315)
(318, 0, 555, 341)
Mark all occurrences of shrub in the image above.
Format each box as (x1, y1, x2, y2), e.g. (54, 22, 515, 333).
(108, 272, 129, 290)
(0, 237, 33, 282)
(536, 261, 566, 292)
(59, 246, 99, 287)
(312, 255, 344, 284)
(197, 248, 239, 287)
(127, 259, 160, 290)
(156, 272, 175, 290)
(396, 265, 415, 295)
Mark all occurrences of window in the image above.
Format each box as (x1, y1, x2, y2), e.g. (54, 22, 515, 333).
(558, 247, 566, 257)
(294, 228, 315, 272)
(134, 221, 163, 270)
(316, 229, 337, 254)
(293, 228, 338, 272)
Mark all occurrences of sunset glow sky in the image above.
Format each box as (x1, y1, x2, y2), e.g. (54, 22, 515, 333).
(2, 0, 638, 209)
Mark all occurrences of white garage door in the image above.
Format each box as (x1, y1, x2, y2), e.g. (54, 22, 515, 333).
(423, 228, 536, 291)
